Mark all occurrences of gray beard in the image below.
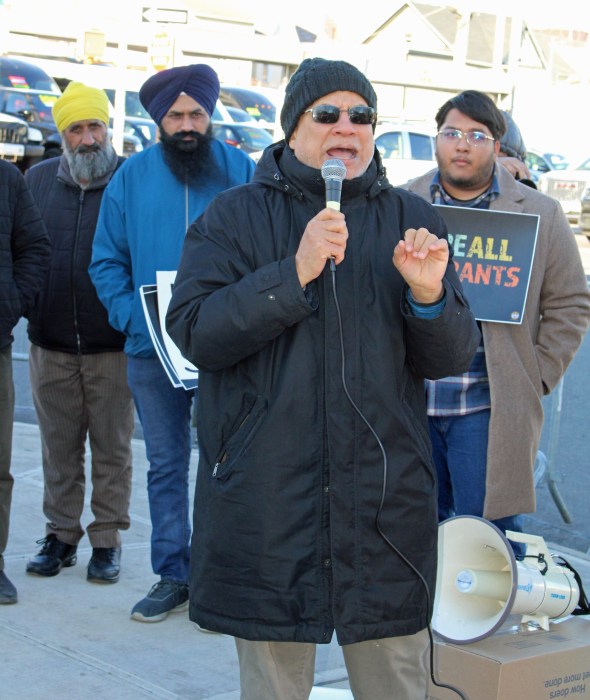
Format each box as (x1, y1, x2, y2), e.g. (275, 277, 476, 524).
(63, 138, 116, 187)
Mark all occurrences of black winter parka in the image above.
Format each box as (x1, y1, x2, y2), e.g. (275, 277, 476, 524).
(25, 156, 126, 354)
(167, 144, 480, 645)
(0, 160, 50, 350)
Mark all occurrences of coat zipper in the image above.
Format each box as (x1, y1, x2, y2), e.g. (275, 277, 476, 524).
(72, 189, 85, 353)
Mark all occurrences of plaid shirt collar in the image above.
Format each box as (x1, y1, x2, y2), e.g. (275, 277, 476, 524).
(429, 168, 500, 207)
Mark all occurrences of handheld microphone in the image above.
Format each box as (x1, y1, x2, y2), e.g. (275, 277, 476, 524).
(321, 158, 346, 211)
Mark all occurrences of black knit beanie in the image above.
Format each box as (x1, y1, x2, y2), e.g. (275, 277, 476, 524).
(500, 110, 527, 161)
(280, 57, 378, 141)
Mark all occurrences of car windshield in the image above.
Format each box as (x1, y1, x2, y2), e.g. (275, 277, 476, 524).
(240, 126, 273, 150)
(212, 123, 273, 152)
(0, 58, 60, 92)
(0, 88, 59, 124)
(227, 106, 255, 123)
(219, 87, 276, 124)
(546, 154, 569, 170)
(0, 89, 58, 124)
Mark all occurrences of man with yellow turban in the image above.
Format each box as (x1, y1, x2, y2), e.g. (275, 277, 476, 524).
(25, 81, 135, 587)
(89, 64, 255, 623)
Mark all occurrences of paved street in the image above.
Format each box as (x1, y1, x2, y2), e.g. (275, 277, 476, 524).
(523, 233, 590, 555)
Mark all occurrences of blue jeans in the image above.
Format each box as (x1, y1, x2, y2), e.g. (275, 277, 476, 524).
(429, 409, 524, 550)
(127, 356, 194, 583)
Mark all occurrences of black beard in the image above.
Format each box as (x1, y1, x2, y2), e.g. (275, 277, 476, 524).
(159, 126, 215, 184)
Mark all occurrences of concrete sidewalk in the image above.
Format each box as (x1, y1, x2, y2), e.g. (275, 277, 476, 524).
(1, 422, 351, 699)
(2, 422, 589, 699)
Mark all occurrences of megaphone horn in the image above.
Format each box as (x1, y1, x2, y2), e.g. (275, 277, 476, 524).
(432, 516, 581, 644)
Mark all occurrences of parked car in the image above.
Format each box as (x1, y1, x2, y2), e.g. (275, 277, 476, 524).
(525, 149, 570, 184)
(218, 86, 276, 126)
(0, 55, 61, 93)
(211, 121, 273, 159)
(0, 86, 151, 168)
(0, 86, 61, 167)
(0, 111, 44, 168)
(374, 122, 436, 184)
(537, 157, 590, 224)
(123, 115, 157, 149)
(226, 106, 257, 123)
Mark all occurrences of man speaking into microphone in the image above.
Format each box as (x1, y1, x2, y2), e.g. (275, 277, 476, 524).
(167, 58, 479, 699)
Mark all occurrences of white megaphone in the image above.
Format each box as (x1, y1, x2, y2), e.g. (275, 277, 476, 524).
(433, 516, 581, 644)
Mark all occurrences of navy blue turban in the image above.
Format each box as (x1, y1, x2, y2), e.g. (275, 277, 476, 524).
(139, 64, 220, 125)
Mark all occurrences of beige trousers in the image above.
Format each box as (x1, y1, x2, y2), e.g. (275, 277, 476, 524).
(235, 628, 430, 700)
(29, 346, 134, 548)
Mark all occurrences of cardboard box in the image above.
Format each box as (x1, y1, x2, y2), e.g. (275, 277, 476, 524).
(428, 616, 590, 700)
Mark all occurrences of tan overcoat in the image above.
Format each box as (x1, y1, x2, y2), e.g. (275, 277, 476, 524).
(404, 165, 590, 519)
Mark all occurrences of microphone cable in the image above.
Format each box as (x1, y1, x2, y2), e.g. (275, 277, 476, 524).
(328, 259, 468, 700)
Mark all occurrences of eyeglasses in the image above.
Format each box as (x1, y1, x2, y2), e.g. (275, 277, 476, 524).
(437, 128, 495, 147)
(304, 104, 377, 126)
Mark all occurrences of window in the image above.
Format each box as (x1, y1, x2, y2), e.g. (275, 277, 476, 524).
(375, 132, 402, 159)
(408, 132, 434, 160)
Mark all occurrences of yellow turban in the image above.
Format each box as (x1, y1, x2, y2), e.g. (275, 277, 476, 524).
(52, 81, 110, 133)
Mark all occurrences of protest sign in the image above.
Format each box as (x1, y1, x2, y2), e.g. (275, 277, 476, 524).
(140, 271, 198, 390)
(434, 205, 539, 323)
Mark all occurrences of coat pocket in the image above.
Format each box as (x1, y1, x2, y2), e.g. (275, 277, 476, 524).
(212, 394, 267, 482)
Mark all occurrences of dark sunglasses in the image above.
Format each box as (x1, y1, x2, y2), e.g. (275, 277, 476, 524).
(304, 104, 377, 126)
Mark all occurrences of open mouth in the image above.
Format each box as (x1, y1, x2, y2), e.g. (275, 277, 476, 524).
(327, 147, 357, 160)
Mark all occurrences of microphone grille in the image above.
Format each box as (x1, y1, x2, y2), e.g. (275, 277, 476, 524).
(321, 158, 346, 181)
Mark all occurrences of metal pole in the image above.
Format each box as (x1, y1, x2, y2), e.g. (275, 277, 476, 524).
(542, 378, 573, 523)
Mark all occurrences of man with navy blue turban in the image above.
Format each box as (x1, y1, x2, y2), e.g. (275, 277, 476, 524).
(90, 64, 256, 623)
(139, 63, 219, 125)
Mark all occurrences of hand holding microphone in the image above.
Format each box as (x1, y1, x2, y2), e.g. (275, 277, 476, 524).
(295, 159, 348, 287)
(321, 159, 346, 211)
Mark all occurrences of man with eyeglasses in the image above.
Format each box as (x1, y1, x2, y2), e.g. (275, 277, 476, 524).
(403, 89, 590, 547)
(89, 64, 255, 623)
(166, 58, 480, 699)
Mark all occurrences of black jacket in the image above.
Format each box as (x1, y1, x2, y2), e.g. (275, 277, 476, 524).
(167, 143, 481, 645)
(0, 160, 50, 350)
(25, 155, 126, 354)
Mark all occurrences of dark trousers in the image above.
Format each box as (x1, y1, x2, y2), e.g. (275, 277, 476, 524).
(0, 345, 15, 571)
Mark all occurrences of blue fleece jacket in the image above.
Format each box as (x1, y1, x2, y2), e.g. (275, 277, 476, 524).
(90, 140, 255, 357)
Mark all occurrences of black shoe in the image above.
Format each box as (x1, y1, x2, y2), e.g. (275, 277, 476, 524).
(0, 571, 17, 604)
(87, 547, 121, 584)
(26, 534, 77, 577)
(130, 579, 189, 623)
